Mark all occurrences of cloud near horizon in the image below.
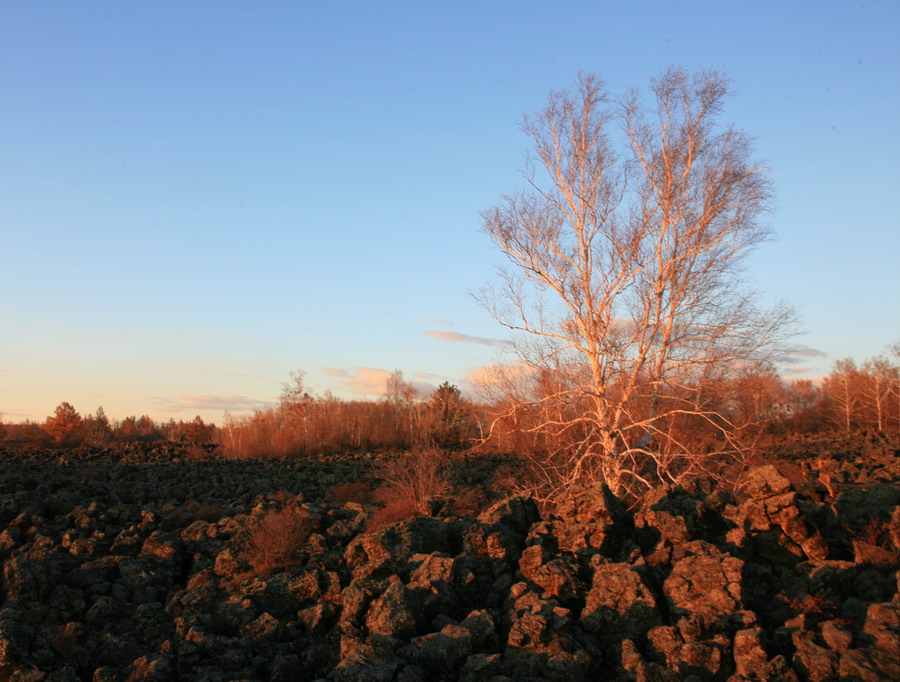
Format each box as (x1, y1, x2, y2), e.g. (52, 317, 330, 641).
(321, 367, 393, 396)
(423, 330, 507, 347)
(150, 395, 274, 413)
(791, 345, 828, 359)
(321, 367, 438, 397)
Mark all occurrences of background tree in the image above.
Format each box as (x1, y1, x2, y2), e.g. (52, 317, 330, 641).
(423, 381, 472, 448)
(43, 402, 83, 445)
(383, 370, 419, 448)
(83, 406, 113, 446)
(822, 359, 862, 434)
(479, 68, 794, 498)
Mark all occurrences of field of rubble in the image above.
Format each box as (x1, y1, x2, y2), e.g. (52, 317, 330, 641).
(0, 434, 898, 681)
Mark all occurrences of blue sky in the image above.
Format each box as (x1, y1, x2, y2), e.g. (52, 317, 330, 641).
(2, 1, 898, 422)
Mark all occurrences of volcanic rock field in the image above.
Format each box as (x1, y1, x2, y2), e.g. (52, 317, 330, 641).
(0, 435, 898, 681)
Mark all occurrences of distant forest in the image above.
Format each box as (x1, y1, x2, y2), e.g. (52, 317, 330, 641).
(3, 353, 897, 463)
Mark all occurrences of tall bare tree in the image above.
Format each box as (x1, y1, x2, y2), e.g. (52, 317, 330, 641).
(479, 68, 795, 497)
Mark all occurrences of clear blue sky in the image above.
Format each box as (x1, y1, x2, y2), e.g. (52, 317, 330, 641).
(2, 1, 898, 422)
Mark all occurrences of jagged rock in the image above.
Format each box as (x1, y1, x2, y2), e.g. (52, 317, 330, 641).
(366, 578, 418, 638)
(477, 496, 540, 535)
(646, 624, 730, 679)
(117, 557, 173, 604)
(400, 624, 475, 673)
(0, 608, 33, 666)
(732, 626, 770, 679)
(124, 653, 174, 681)
(636, 487, 700, 547)
(745, 465, 793, 500)
(460, 521, 521, 578)
(863, 601, 900, 651)
(838, 645, 900, 681)
(297, 602, 335, 635)
(346, 518, 458, 568)
(618, 637, 679, 681)
(332, 634, 403, 681)
(241, 611, 281, 639)
(139, 531, 182, 562)
(213, 547, 241, 576)
(269, 654, 302, 682)
(853, 539, 899, 565)
(663, 544, 744, 624)
(398, 609, 498, 676)
(3, 554, 67, 602)
(791, 628, 839, 681)
(553, 482, 628, 527)
(406, 553, 464, 620)
(246, 568, 335, 617)
(582, 561, 661, 638)
(339, 580, 377, 636)
(518, 544, 582, 603)
(85, 595, 125, 627)
(503, 585, 593, 681)
(459, 652, 503, 680)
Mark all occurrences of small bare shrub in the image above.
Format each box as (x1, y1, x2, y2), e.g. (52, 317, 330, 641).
(366, 496, 420, 532)
(443, 486, 490, 517)
(326, 481, 377, 504)
(239, 501, 315, 577)
(183, 501, 226, 523)
(845, 518, 900, 565)
(777, 589, 847, 626)
(378, 449, 449, 514)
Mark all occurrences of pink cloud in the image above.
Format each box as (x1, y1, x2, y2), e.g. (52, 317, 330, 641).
(321, 367, 393, 396)
(150, 395, 274, 413)
(321, 367, 439, 397)
(792, 345, 828, 359)
(423, 330, 507, 346)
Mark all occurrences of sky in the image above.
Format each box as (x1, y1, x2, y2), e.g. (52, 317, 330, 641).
(2, 1, 898, 423)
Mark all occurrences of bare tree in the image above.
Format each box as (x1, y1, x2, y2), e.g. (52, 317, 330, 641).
(479, 68, 795, 498)
(860, 356, 896, 432)
(888, 341, 900, 432)
(383, 370, 419, 448)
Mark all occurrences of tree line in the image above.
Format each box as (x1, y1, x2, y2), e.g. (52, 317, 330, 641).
(0, 354, 896, 458)
(0, 405, 215, 449)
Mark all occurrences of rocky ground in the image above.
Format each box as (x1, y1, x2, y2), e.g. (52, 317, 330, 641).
(0, 435, 898, 681)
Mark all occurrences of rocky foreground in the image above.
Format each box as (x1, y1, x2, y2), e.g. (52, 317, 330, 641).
(0, 437, 898, 681)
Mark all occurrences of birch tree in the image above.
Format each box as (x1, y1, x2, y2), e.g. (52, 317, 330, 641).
(479, 68, 794, 497)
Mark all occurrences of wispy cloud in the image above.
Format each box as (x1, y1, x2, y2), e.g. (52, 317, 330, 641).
(427, 317, 454, 326)
(423, 330, 507, 347)
(791, 345, 828, 359)
(150, 395, 274, 413)
(321, 367, 393, 396)
(0, 409, 34, 419)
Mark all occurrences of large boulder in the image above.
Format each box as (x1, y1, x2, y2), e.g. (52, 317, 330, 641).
(663, 542, 744, 625)
(582, 561, 661, 638)
(345, 518, 459, 569)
